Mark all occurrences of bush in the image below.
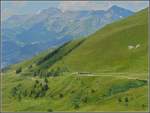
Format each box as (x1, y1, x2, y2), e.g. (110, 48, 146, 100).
(125, 97, 129, 103)
(124, 97, 129, 106)
(43, 84, 49, 91)
(71, 90, 75, 94)
(30, 81, 49, 98)
(72, 97, 81, 109)
(91, 89, 96, 93)
(59, 93, 64, 98)
(23, 90, 28, 97)
(16, 67, 22, 74)
(17, 94, 22, 101)
(142, 104, 146, 109)
(11, 87, 17, 96)
(82, 96, 88, 103)
(28, 65, 32, 69)
(35, 80, 39, 84)
(33, 72, 37, 77)
(47, 108, 53, 112)
(44, 78, 48, 84)
(118, 97, 122, 102)
(73, 103, 80, 109)
(11, 84, 24, 101)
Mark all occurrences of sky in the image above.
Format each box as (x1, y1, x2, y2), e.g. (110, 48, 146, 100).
(1, 1, 149, 21)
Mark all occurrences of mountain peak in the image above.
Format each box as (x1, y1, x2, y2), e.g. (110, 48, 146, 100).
(110, 5, 121, 9)
(109, 5, 133, 12)
(108, 5, 133, 16)
(41, 7, 62, 15)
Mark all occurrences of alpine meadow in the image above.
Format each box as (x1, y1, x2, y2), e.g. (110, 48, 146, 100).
(1, 2, 149, 112)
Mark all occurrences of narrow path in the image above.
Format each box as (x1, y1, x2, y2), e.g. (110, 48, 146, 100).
(77, 73, 148, 80)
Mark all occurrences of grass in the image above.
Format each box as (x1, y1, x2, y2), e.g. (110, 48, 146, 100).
(2, 72, 148, 112)
(51, 9, 148, 73)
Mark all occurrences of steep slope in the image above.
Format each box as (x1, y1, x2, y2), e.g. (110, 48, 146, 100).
(34, 8, 148, 74)
(5, 8, 148, 77)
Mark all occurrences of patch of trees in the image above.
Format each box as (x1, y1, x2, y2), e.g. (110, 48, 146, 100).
(72, 95, 88, 109)
(11, 84, 26, 101)
(72, 99, 80, 109)
(62, 39, 85, 58)
(36, 39, 85, 69)
(16, 67, 22, 74)
(11, 79, 49, 100)
(33, 67, 68, 78)
(117, 96, 129, 106)
(29, 79, 49, 98)
(71, 94, 81, 109)
(71, 90, 89, 110)
(36, 41, 71, 65)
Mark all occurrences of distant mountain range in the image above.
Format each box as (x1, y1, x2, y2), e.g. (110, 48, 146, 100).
(2, 5, 134, 67)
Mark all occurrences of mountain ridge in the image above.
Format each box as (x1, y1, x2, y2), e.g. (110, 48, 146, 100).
(2, 5, 134, 68)
(7, 8, 148, 74)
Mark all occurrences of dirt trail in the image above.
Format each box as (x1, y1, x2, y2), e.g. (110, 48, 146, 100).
(77, 73, 148, 80)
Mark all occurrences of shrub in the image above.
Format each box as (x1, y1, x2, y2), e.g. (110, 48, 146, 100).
(91, 89, 96, 93)
(71, 90, 75, 94)
(82, 96, 88, 103)
(72, 96, 81, 109)
(118, 97, 122, 102)
(11, 87, 17, 96)
(17, 94, 22, 101)
(73, 103, 80, 109)
(16, 67, 22, 74)
(125, 97, 129, 103)
(142, 104, 146, 109)
(28, 65, 32, 69)
(124, 97, 129, 106)
(30, 80, 49, 98)
(23, 90, 28, 97)
(59, 93, 64, 98)
(44, 78, 48, 84)
(47, 108, 53, 112)
(11, 84, 24, 101)
(35, 80, 39, 84)
(33, 72, 37, 77)
(43, 84, 49, 91)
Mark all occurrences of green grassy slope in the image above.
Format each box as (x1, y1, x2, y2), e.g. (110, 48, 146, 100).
(5, 9, 148, 75)
(50, 8, 148, 74)
(2, 73, 148, 112)
(2, 8, 149, 112)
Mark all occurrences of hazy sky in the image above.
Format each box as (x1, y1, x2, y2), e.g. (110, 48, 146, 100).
(1, 1, 149, 21)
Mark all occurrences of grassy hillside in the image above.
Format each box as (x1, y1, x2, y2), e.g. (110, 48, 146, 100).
(2, 8, 148, 112)
(50, 8, 148, 74)
(2, 73, 148, 112)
